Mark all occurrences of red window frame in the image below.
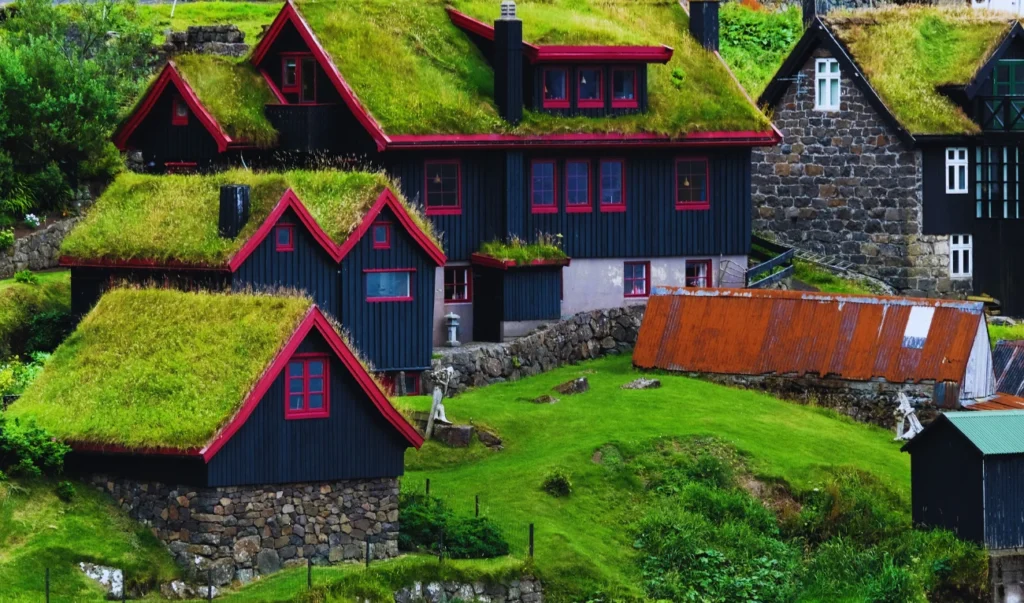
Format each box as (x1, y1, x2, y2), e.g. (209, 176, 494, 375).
(541, 67, 570, 109)
(365, 268, 414, 302)
(577, 67, 604, 109)
(675, 158, 710, 210)
(275, 224, 295, 252)
(685, 259, 713, 288)
(444, 266, 473, 303)
(171, 95, 189, 126)
(611, 68, 639, 109)
(564, 160, 592, 213)
(285, 354, 330, 420)
(623, 261, 651, 298)
(280, 53, 317, 103)
(599, 159, 626, 213)
(530, 159, 558, 214)
(424, 160, 462, 216)
(381, 372, 421, 396)
(372, 222, 391, 250)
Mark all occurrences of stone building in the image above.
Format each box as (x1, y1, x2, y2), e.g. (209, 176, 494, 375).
(754, 4, 1024, 314)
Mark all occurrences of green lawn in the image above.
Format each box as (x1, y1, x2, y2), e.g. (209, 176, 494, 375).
(792, 260, 881, 295)
(990, 323, 1024, 347)
(393, 354, 909, 600)
(0, 269, 69, 291)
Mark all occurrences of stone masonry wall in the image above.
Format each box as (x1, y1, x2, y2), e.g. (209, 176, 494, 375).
(394, 577, 543, 603)
(160, 25, 249, 58)
(90, 476, 399, 588)
(0, 217, 79, 279)
(752, 47, 970, 299)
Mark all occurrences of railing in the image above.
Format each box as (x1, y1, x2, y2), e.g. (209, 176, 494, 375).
(746, 235, 795, 289)
(977, 96, 1024, 131)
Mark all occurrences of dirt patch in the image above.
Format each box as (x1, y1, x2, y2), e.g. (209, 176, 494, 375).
(739, 474, 802, 519)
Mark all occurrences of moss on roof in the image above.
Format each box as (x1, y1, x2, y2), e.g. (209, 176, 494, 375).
(7, 288, 312, 450)
(60, 169, 437, 265)
(826, 6, 1011, 135)
(175, 53, 279, 147)
(294, 0, 770, 135)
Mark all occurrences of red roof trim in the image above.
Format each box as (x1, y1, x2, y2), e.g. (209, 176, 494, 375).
(113, 62, 233, 153)
(228, 189, 342, 271)
(470, 253, 570, 270)
(386, 130, 780, 149)
(59, 256, 229, 272)
(250, 1, 389, 151)
(200, 307, 423, 461)
(336, 189, 447, 266)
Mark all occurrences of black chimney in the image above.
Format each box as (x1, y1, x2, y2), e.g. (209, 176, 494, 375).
(494, 0, 523, 125)
(219, 184, 250, 238)
(802, 0, 819, 28)
(689, 0, 720, 52)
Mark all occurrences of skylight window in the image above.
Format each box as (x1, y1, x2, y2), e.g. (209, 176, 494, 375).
(902, 306, 935, 349)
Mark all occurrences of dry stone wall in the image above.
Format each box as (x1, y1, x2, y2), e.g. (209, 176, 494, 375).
(160, 25, 249, 57)
(0, 217, 79, 279)
(394, 577, 543, 603)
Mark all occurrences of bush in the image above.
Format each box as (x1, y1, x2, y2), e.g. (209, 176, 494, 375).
(13, 270, 38, 285)
(719, 4, 801, 95)
(0, 229, 13, 251)
(541, 468, 572, 497)
(26, 309, 74, 354)
(55, 480, 76, 502)
(398, 492, 511, 559)
(787, 468, 908, 546)
(866, 555, 922, 603)
(0, 413, 70, 478)
(0, 276, 71, 358)
(445, 516, 510, 559)
(0, 353, 49, 396)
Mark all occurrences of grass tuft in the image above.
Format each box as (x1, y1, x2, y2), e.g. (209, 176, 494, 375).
(478, 235, 567, 265)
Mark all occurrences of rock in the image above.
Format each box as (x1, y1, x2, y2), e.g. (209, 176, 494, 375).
(621, 378, 661, 390)
(990, 316, 1017, 327)
(79, 563, 123, 600)
(553, 377, 589, 395)
(233, 534, 261, 565)
(256, 548, 281, 575)
(160, 580, 195, 600)
(433, 424, 474, 447)
(477, 429, 503, 448)
(532, 394, 559, 404)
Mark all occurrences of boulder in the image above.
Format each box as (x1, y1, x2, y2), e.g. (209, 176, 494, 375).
(990, 316, 1017, 327)
(79, 563, 123, 600)
(160, 580, 195, 600)
(621, 378, 661, 390)
(256, 548, 281, 575)
(477, 429, 503, 448)
(553, 377, 589, 395)
(233, 535, 261, 565)
(433, 424, 474, 447)
(532, 395, 559, 404)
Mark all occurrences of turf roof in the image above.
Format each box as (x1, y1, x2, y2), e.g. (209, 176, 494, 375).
(7, 288, 312, 450)
(825, 6, 1011, 135)
(60, 169, 437, 265)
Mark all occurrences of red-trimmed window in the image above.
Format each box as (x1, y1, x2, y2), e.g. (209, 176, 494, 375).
(542, 68, 570, 109)
(577, 67, 604, 109)
(424, 161, 461, 215)
(372, 222, 391, 250)
(275, 224, 294, 252)
(444, 266, 472, 303)
(611, 68, 638, 109)
(599, 159, 625, 212)
(685, 260, 713, 288)
(281, 54, 317, 103)
(565, 160, 591, 213)
(285, 355, 330, 420)
(624, 261, 650, 298)
(675, 158, 710, 210)
(531, 160, 557, 214)
(171, 95, 189, 126)
(381, 372, 421, 396)
(366, 269, 413, 302)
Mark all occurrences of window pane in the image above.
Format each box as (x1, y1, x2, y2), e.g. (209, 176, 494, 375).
(543, 70, 566, 101)
(175, 100, 188, 117)
(289, 379, 303, 393)
(426, 163, 459, 208)
(289, 394, 304, 410)
(830, 60, 839, 73)
(676, 161, 708, 204)
(367, 272, 410, 299)
(283, 58, 297, 86)
(817, 79, 826, 105)
(613, 70, 635, 100)
(373, 225, 388, 244)
(566, 162, 589, 205)
(308, 394, 324, 409)
(830, 79, 839, 105)
(601, 161, 623, 205)
(532, 162, 555, 206)
(952, 249, 960, 274)
(578, 69, 601, 101)
(309, 378, 324, 393)
(964, 249, 970, 271)
(289, 361, 303, 377)
(300, 58, 316, 102)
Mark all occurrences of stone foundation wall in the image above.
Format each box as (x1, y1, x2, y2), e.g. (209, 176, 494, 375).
(160, 25, 249, 57)
(427, 306, 645, 396)
(395, 577, 543, 603)
(90, 476, 399, 587)
(0, 217, 79, 279)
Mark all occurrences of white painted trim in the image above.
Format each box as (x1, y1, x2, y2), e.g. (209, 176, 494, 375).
(945, 147, 969, 194)
(814, 58, 841, 111)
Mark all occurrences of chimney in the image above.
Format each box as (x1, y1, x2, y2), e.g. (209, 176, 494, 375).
(689, 0, 720, 52)
(219, 184, 251, 238)
(802, 0, 819, 28)
(494, 0, 523, 125)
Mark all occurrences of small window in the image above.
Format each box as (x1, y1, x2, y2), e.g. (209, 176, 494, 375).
(531, 160, 558, 214)
(903, 306, 935, 350)
(600, 159, 625, 211)
(624, 261, 650, 298)
(611, 68, 638, 108)
(577, 68, 604, 108)
(675, 159, 709, 209)
(282, 57, 298, 89)
(275, 225, 294, 252)
(815, 58, 841, 111)
(281, 55, 316, 103)
(946, 147, 969, 194)
(542, 68, 569, 109)
(424, 161, 461, 215)
(171, 96, 188, 126)
(565, 160, 591, 213)
(382, 372, 421, 396)
(444, 266, 472, 303)
(366, 270, 412, 301)
(950, 234, 972, 279)
(372, 222, 391, 250)
(685, 260, 712, 287)
(285, 355, 330, 420)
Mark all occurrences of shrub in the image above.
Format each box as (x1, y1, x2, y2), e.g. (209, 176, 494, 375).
(398, 492, 511, 559)
(719, 4, 801, 95)
(13, 270, 38, 285)
(26, 309, 74, 354)
(541, 468, 572, 497)
(55, 480, 76, 502)
(0, 229, 13, 251)
(0, 276, 70, 358)
(787, 468, 908, 546)
(445, 516, 510, 559)
(0, 353, 49, 396)
(866, 555, 922, 603)
(0, 413, 69, 478)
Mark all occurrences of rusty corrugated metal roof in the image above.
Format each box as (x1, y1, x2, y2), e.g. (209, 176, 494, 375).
(965, 393, 1024, 411)
(634, 288, 985, 384)
(994, 340, 1024, 397)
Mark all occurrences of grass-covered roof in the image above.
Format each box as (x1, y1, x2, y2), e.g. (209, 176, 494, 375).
(826, 6, 1011, 135)
(294, 0, 768, 135)
(7, 288, 312, 450)
(60, 169, 436, 265)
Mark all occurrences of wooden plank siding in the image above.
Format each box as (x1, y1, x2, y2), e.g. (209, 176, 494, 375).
(338, 205, 436, 372)
(206, 329, 408, 487)
(70, 266, 230, 318)
(502, 267, 562, 321)
(908, 425, 985, 544)
(125, 85, 220, 166)
(921, 146, 975, 235)
(982, 454, 1024, 549)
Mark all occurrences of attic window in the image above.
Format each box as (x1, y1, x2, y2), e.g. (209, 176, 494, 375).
(611, 68, 638, 109)
(275, 224, 294, 252)
(814, 58, 841, 111)
(281, 54, 317, 103)
(285, 355, 330, 420)
(372, 222, 391, 249)
(577, 68, 604, 109)
(171, 96, 188, 126)
(542, 68, 569, 109)
(902, 306, 935, 350)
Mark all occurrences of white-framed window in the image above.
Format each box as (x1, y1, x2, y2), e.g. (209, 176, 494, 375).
(814, 58, 841, 111)
(946, 147, 969, 194)
(950, 234, 972, 279)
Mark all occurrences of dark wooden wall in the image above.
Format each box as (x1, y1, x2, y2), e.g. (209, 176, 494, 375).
(339, 205, 437, 372)
(525, 63, 649, 117)
(206, 329, 409, 487)
(502, 267, 561, 321)
(921, 146, 975, 234)
(66, 452, 208, 487)
(908, 424, 984, 544)
(974, 219, 1024, 316)
(70, 267, 230, 318)
(126, 85, 220, 166)
(983, 454, 1024, 550)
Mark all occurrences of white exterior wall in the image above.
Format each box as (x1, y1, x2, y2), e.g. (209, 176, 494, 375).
(962, 315, 996, 400)
(433, 264, 475, 346)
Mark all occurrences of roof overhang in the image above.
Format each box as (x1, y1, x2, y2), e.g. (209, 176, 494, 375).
(386, 129, 780, 150)
(470, 253, 570, 270)
(59, 256, 229, 272)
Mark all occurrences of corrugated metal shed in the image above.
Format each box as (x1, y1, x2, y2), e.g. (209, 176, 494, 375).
(940, 411, 1024, 455)
(634, 287, 988, 387)
(994, 340, 1024, 397)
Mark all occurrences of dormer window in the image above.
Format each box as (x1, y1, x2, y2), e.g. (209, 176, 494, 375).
(281, 54, 317, 104)
(612, 68, 637, 109)
(171, 95, 188, 126)
(577, 67, 604, 109)
(542, 68, 569, 109)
